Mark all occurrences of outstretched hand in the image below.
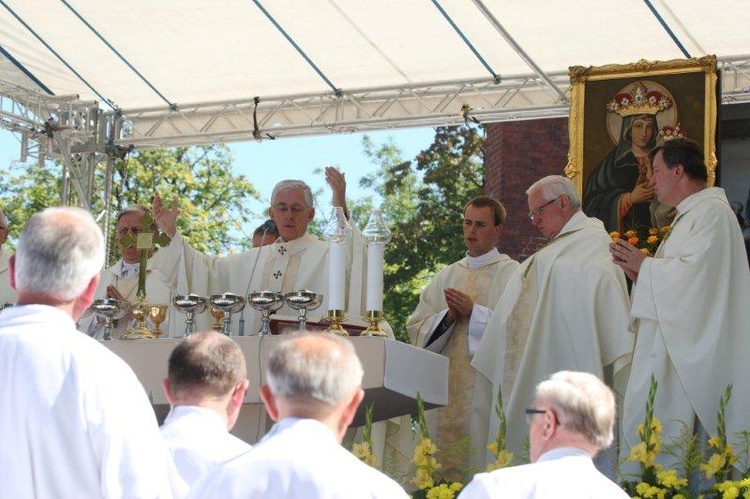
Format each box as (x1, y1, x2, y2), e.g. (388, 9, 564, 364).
(152, 192, 179, 238)
(325, 166, 348, 217)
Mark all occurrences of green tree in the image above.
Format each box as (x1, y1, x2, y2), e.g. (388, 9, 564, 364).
(356, 125, 485, 341)
(0, 144, 261, 264)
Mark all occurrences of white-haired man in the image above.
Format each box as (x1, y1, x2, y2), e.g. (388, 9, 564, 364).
(152, 168, 377, 334)
(188, 333, 408, 498)
(459, 371, 628, 498)
(472, 175, 632, 463)
(161, 331, 251, 487)
(0, 207, 186, 498)
(0, 207, 16, 306)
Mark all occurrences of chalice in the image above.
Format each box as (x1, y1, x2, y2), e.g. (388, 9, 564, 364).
(148, 304, 169, 338)
(122, 299, 151, 339)
(284, 290, 323, 331)
(173, 294, 208, 337)
(91, 298, 129, 340)
(210, 293, 246, 336)
(248, 291, 284, 336)
(210, 306, 224, 331)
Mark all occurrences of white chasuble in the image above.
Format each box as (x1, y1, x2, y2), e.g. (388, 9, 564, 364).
(472, 213, 632, 465)
(622, 188, 750, 467)
(402, 250, 518, 480)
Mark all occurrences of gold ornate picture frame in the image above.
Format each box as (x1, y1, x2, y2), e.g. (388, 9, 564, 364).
(564, 56, 718, 233)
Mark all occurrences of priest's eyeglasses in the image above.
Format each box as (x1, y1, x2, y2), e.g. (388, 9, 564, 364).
(524, 408, 547, 424)
(525, 407, 561, 425)
(527, 196, 561, 220)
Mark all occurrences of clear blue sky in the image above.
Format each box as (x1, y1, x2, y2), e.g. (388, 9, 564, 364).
(0, 125, 436, 238)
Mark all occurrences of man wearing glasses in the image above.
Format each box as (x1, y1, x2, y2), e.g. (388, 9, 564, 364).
(151, 167, 375, 335)
(459, 371, 628, 498)
(0, 207, 16, 307)
(472, 175, 632, 465)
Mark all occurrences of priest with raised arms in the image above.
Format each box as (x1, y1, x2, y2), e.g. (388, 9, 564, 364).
(406, 195, 518, 478)
(471, 175, 632, 465)
(610, 137, 750, 467)
(151, 167, 372, 334)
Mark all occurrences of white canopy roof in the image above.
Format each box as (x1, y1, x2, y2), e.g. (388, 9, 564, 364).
(1, 0, 749, 148)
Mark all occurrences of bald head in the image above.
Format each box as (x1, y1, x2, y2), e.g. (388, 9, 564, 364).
(265, 334, 363, 407)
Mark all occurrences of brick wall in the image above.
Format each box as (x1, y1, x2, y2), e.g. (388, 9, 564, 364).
(484, 118, 569, 262)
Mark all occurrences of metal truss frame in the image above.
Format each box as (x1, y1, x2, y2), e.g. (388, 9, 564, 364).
(1, 55, 749, 207)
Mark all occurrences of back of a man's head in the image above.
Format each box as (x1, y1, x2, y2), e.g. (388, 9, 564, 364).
(167, 331, 247, 402)
(535, 370, 615, 450)
(14, 207, 104, 302)
(265, 333, 363, 408)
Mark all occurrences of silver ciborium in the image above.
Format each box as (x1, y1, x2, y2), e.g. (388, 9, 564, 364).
(173, 294, 207, 337)
(284, 290, 323, 331)
(209, 293, 246, 336)
(248, 291, 284, 336)
(91, 298, 129, 340)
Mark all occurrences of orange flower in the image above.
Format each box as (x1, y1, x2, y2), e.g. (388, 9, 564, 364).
(625, 230, 638, 239)
(648, 227, 659, 236)
(610, 231, 621, 242)
(640, 248, 650, 254)
(660, 226, 671, 235)
(647, 235, 659, 245)
(628, 236, 639, 245)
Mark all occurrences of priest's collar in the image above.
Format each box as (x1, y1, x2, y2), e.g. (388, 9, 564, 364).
(465, 248, 501, 269)
(121, 261, 140, 280)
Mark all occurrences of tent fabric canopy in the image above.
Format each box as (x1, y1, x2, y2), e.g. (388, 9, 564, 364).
(0, 0, 749, 147)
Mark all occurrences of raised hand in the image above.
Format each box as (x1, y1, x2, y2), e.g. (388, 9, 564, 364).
(325, 166, 348, 217)
(152, 192, 179, 237)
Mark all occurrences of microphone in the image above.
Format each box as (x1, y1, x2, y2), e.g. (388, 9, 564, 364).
(238, 220, 276, 335)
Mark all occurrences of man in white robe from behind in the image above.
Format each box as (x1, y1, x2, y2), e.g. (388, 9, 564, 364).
(152, 167, 373, 334)
(81, 204, 181, 338)
(459, 371, 628, 499)
(610, 138, 750, 466)
(472, 175, 632, 464)
(0, 208, 17, 306)
(161, 331, 251, 487)
(188, 333, 409, 499)
(0, 207, 186, 498)
(405, 195, 518, 478)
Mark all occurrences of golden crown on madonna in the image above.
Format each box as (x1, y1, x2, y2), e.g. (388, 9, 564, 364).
(606, 81, 673, 117)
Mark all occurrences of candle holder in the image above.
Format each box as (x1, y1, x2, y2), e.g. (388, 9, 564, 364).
(361, 310, 387, 337)
(323, 206, 352, 333)
(362, 209, 392, 337)
(324, 309, 348, 336)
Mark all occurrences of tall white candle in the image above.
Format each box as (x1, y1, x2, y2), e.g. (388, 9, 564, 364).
(328, 242, 346, 310)
(366, 243, 385, 311)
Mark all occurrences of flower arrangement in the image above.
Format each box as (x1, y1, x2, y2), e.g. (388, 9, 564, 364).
(621, 375, 691, 499)
(620, 375, 750, 499)
(411, 393, 463, 499)
(486, 385, 514, 471)
(610, 226, 671, 256)
(352, 402, 379, 468)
